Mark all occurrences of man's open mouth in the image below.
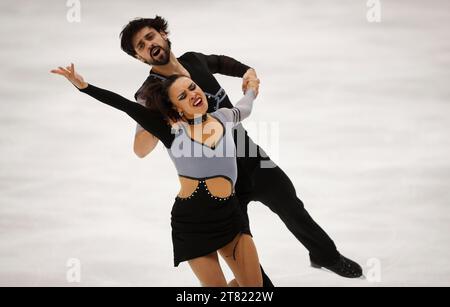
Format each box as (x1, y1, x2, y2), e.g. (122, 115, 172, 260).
(151, 47, 161, 57)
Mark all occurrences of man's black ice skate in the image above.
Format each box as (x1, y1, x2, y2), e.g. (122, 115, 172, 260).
(311, 255, 363, 278)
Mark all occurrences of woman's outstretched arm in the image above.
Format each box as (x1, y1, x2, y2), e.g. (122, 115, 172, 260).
(51, 64, 174, 148)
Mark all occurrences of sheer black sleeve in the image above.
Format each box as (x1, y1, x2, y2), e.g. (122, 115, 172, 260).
(79, 84, 174, 148)
(195, 52, 251, 77)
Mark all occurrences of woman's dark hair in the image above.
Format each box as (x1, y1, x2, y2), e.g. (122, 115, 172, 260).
(141, 75, 186, 122)
(120, 16, 169, 57)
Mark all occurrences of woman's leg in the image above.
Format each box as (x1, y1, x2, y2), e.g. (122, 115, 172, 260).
(227, 279, 240, 287)
(218, 234, 263, 287)
(188, 252, 228, 287)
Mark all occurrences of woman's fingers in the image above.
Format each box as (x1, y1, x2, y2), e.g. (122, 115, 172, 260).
(58, 66, 71, 76)
(50, 69, 66, 76)
(51, 63, 86, 89)
(242, 76, 260, 93)
(71, 64, 78, 79)
(50, 65, 75, 82)
(65, 66, 75, 78)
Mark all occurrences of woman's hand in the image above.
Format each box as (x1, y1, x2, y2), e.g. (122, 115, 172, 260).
(50, 63, 88, 90)
(242, 68, 260, 97)
(246, 80, 259, 96)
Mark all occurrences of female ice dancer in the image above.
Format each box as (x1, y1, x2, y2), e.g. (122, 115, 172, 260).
(51, 64, 262, 287)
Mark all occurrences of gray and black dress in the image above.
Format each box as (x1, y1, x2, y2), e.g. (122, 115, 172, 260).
(79, 84, 255, 266)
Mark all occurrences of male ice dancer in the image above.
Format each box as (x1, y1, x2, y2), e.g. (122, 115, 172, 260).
(121, 16, 362, 282)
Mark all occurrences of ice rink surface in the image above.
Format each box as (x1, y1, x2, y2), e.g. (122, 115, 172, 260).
(1, 0, 449, 286)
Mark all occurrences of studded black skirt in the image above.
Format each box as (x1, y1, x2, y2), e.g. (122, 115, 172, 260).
(170, 179, 251, 267)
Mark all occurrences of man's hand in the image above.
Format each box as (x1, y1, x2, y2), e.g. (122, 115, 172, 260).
(242, 68, 260, 97)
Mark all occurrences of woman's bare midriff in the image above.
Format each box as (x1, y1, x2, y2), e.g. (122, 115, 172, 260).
(177, 176, 233, 199)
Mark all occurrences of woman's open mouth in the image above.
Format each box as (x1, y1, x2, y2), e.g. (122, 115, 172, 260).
(193, 97, 203, 108)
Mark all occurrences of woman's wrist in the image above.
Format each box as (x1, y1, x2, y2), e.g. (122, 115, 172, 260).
(78, 81, 88, 90)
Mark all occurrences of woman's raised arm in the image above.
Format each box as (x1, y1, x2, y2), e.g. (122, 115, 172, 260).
(50, 63, 175, 148)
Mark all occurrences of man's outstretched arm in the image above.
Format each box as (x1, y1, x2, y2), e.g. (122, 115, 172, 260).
(197, 53, 260, 96)
(201, 53, 250, 77)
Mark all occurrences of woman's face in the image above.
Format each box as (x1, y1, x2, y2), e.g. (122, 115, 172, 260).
(167, 76, 209, 119)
